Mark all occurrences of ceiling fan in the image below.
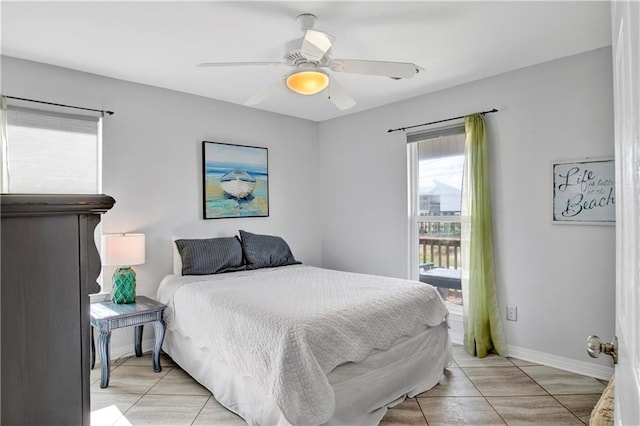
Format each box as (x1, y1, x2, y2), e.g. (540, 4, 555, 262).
(197, 13, 422, 110)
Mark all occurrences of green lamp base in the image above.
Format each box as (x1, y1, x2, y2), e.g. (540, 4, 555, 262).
(112, 266, 137, 304)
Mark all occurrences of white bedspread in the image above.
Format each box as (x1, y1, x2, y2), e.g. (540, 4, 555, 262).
(157, 265, 449, 425)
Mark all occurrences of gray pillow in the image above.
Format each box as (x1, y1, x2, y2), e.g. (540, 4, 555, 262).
(239, 230, 301, 270)
(175, 237, 245, 275)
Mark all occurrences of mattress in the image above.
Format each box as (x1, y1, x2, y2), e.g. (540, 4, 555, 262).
(157, 265, 452, 425)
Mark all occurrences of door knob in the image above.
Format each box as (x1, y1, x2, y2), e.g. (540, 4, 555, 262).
(586, 335, 618, 364)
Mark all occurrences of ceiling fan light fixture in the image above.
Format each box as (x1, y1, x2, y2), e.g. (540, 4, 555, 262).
(286, 70, 329, 95)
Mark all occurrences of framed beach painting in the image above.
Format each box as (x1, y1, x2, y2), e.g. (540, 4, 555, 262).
(202, 141, 269, 219)
(552, 157, 614, 224)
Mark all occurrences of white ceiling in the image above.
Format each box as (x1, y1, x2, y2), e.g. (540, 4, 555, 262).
(1, 1, 612, 122)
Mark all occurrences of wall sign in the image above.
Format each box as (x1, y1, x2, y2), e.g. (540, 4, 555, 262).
(552, 158, 615, 224)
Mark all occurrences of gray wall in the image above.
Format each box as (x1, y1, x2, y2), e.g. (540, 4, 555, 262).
(318, 47, 615, 376)
(1, 55, 321, 356)
(1, 47, 616, 375)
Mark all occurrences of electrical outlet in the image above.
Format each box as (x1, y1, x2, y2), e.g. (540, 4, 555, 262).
(506, 306, 518, 321)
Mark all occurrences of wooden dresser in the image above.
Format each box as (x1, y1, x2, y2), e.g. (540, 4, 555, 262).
(1, 194, 115, 425)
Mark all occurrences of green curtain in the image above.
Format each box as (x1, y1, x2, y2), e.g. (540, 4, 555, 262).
(461, 113, 507, 357)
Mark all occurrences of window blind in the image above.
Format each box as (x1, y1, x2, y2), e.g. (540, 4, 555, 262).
(408, 124, 465, 161)
(406, 123, 465, 143)
(4, 107, 101, 193)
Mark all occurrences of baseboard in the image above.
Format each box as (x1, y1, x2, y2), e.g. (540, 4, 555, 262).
(446, 311, 612, 380)
(507, 344, 614, 380)
(448, 313, 464, 345)
(449, 331, 464, 345)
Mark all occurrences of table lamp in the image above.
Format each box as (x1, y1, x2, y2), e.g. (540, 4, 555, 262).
(103, 233, 145, 304)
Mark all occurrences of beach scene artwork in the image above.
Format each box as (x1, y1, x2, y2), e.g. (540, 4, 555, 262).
(203, 141, 269, 219)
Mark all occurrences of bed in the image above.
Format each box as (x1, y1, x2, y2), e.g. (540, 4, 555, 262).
(157, 231, 452, 425)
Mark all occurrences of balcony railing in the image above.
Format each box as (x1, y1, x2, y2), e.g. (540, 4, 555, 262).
(419, 236, 461, 269)
(418, 220, 462, 305)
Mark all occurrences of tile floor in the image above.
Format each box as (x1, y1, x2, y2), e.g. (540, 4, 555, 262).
(91, 345, 606, 425)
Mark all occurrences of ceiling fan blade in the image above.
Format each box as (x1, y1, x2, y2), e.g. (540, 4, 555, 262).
(329, 59, 421, 79)
(301, 29, 335, 62)
(327, 76, 356, 111)
(244, 78, 284, 106)
(197, 61, 285, 67)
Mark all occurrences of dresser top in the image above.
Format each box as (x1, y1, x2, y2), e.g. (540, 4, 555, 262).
(1, 194, 115, 217)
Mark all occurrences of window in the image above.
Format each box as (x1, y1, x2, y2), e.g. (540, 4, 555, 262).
(2, 107, 102, 193)
(408, 125, 464, 306)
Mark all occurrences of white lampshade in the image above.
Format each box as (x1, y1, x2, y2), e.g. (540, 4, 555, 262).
(102, 233, 145, 267)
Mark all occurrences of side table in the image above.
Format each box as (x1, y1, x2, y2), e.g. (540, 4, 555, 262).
(90, 295, 167, 388)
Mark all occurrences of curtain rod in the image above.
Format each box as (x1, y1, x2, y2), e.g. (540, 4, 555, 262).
(387, 108, 498, 133)
(5, 95, 114, 116)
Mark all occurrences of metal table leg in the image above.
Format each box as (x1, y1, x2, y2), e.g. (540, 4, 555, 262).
(152, 320, 166, 373)
(134, 325, 143, 357)
(90, 327, 95, 369)
(97, 330, 112, 388)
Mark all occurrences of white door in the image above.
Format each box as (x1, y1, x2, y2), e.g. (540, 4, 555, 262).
(611, 2, 640, 425)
